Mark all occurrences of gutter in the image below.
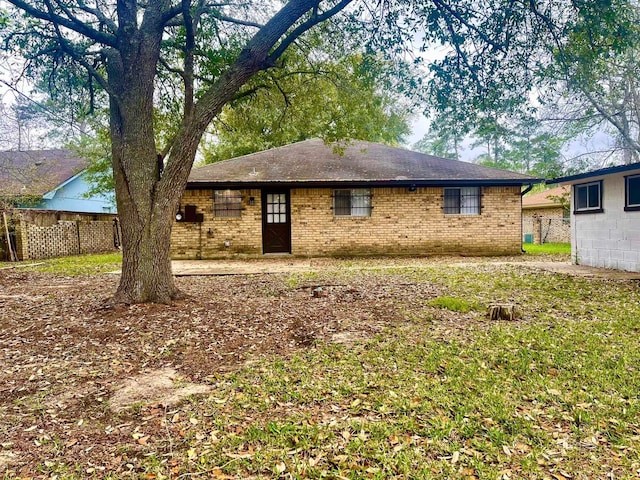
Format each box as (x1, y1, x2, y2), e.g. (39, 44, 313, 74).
(520, 183, 534, 197)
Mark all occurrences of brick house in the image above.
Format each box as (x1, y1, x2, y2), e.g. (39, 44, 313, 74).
(522, 186, 569, 219)
(171, 139, 539, 258)
(522, 186, 570, 244)
(549, 162, 640, 272)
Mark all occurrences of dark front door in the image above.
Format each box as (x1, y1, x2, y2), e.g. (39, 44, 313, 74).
(262, 189, 292, 253)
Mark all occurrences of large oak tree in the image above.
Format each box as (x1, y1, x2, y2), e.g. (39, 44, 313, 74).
(3, 0, 360, 304)
(0, 0, 622, 303)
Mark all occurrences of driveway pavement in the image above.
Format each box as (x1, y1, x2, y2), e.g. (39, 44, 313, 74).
(172, 258, 315, 275)
(171, 256, 640, 280)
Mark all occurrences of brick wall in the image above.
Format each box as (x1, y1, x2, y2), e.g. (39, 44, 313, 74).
(541, 217, 570, 243)
(25, 221, 79, 259)
(291, 186, 522, 256)
(78, 221, 119, 254)
(171, 189, 262, 258)
(523, 208, 571, 244)
(522, 206, 565, 219)
(171, 185, 523, 258)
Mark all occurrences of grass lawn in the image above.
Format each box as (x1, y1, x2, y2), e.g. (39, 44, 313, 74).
(0, 252, 122, 275)
(1, 254, 638, 479)
(523, 243, 571, 255)
(192, 266, 639, 479)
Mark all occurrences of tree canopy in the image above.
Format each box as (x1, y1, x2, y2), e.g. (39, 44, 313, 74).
(418, 0, 640, 172)
(203, 40, 412, 162)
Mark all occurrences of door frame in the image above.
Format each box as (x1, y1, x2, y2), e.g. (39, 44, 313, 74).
(261, 188, 292, 254)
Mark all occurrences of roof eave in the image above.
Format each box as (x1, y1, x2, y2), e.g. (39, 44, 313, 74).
(186, 178, 541, 190)
(548, 162, 640, 184)
(522, 203, 563, 209)
(42, 170, 86, 199)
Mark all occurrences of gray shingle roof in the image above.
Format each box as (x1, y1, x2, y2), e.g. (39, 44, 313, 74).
(188, 139, 538, 187)
(0, 149, 88, 196)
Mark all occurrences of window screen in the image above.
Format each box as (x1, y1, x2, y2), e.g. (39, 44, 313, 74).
(214, 190, 242, 217)
(444, 187, 481, 215)
(333, 189, 372, 217)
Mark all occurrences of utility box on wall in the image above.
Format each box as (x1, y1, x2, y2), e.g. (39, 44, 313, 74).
(185, 205, 197, 222)
(177, 204, 203, 223)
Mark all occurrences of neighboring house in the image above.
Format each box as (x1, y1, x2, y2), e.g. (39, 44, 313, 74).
(0, 149, 116, 214)
(171, 139, 539, 259)
(522, 186, 571, 244)
(522, 186, 569, 218)
(0, 149, 118, 261)
(548, 162, 640, 272)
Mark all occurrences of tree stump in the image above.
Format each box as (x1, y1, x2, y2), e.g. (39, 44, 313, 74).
(312, 286, 327, 298)
(488, 303, 518, 321)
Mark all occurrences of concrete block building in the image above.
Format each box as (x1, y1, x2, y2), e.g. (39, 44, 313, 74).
(549, 162, 640, 272)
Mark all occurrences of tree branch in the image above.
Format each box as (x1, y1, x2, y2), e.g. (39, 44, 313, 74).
(182, 0, 196, 119)
(42, 0, 113, 96)
(267, 0, 353, 65)
(432, 0, 505, 52)
(581, 87, 640, 154)
(116, 0, 138, 44)
(162, 2, 186, 26)
(160, 0, 354, 198)
(208, 10, 264, 28)
(438, 6, 483, 94)
(158, 57, 187, 79)
(76, 0, 118, 34)
(5, 0, 118, 47)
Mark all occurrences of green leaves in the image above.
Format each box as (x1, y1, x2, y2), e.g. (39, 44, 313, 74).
(410, 0, 640, 170)
(202, 34, 414, 162)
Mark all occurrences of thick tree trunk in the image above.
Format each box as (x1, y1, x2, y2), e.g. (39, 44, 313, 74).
(109, 85, 183, 303)
(115, 197, 178, 304)
(106, 31, 182, 304)
(110, 123, 181, 304)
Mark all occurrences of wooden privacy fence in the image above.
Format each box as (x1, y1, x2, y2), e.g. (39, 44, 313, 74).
(1, 211, 120, 261)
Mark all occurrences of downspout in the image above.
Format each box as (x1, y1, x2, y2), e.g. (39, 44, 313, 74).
(521, 183, 534, 197)
(520, 183, 534, 253)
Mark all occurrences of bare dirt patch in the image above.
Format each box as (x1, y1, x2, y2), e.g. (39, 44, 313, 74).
(109, 368, 212, 412)
(6, 255, 627, 477)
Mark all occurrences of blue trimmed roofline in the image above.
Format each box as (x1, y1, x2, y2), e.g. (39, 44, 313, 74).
(42, 170, 85, 199)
